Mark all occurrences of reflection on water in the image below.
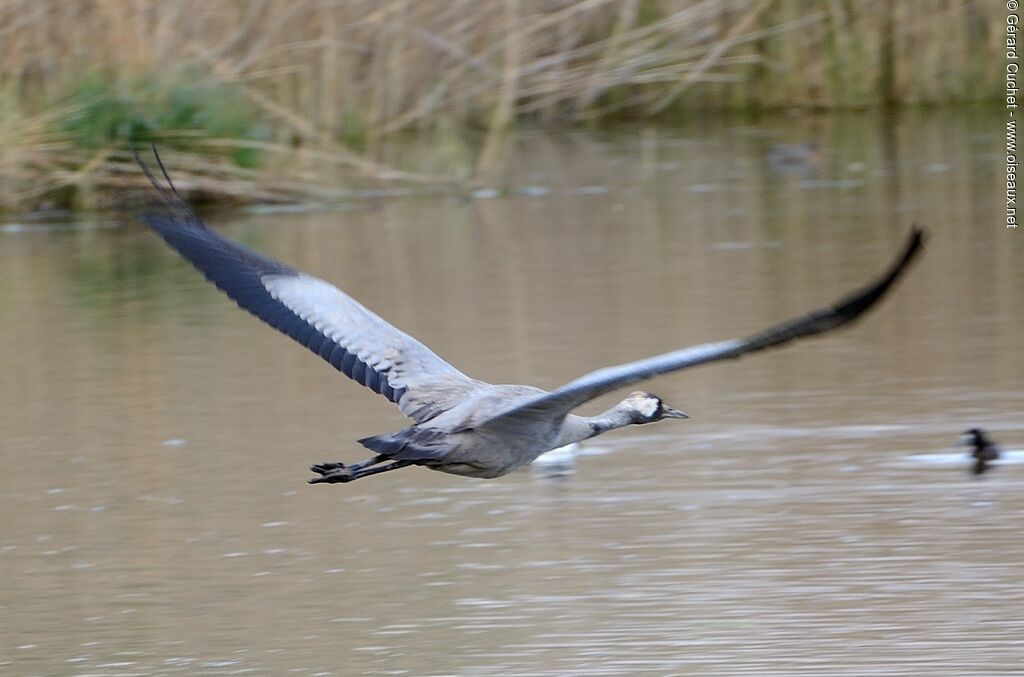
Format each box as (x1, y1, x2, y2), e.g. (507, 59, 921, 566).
(1, 111, 1022, 675)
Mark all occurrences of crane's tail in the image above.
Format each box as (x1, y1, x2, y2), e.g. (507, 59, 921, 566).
(358, 427, 455, 462)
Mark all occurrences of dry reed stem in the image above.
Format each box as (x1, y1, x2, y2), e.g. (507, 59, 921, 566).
(0, 0, 1006, 210)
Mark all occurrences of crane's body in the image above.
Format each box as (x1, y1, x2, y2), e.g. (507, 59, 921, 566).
(348, 386, 684, 480)
(133, 146, 925, 485)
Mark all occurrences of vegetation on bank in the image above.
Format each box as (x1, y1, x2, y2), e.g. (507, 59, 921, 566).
(0, 0, 1003, 212)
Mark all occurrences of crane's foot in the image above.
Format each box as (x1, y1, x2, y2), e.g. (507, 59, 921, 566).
(308, 462, 356, 484)
(307, 456, 414, 485)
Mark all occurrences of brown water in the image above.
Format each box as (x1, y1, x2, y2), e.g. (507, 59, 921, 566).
(1, 111, 1022, 676)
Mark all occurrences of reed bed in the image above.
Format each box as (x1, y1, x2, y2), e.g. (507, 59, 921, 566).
(0, 0, 1003, 211)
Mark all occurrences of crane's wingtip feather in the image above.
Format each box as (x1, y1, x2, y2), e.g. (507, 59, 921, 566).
(907, 225, 927, 256)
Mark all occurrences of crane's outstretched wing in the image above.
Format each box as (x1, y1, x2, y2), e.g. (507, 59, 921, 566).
(134, 146, 483, 423)
(479, 228, 926, 428)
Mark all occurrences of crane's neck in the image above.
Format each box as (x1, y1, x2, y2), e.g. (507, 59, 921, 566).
(555, 404, 637, 447)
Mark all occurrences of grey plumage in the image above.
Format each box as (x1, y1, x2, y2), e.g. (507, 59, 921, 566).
(133, 146, 926, 485)
(137, 189, 484, 426)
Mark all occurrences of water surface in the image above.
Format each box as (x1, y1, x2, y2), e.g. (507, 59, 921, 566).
(1, 111, 1022, 675)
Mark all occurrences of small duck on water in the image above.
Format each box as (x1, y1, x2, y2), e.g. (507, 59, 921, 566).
(767, 142, 820, 176)
(963, 428, 1001, 476)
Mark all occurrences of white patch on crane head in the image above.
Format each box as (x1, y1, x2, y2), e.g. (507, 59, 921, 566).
(630, 392, 660, 418)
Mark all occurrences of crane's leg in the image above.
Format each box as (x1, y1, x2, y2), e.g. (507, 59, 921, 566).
(310, 455, 387, 475)
(308, 457, 414, 484)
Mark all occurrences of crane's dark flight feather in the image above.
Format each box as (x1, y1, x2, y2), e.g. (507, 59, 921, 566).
(480, 228, 926, 427)
(131, 146, 496, 416)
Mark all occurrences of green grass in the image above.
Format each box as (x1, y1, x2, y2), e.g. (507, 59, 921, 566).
(61, 73, 268, 167)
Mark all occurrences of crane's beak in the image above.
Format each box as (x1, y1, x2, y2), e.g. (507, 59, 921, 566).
(663, 405, 689, 419)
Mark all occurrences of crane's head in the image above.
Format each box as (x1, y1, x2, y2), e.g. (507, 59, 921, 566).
(622, 391, 688, 424)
